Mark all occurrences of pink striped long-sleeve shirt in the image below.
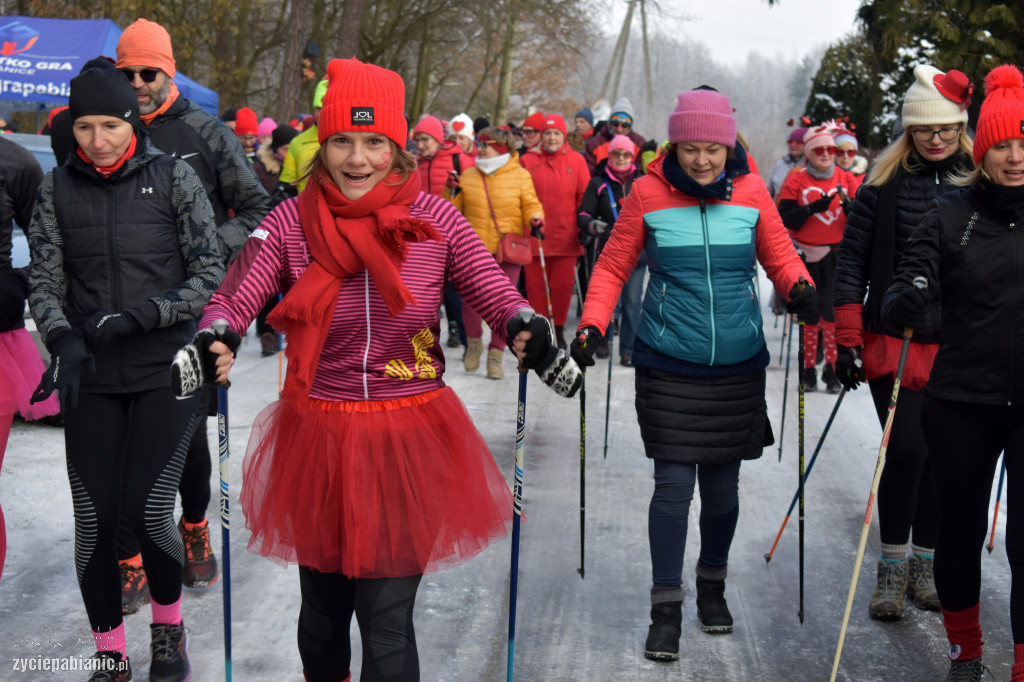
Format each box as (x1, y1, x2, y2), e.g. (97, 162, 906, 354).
(201, 192, 528, 401)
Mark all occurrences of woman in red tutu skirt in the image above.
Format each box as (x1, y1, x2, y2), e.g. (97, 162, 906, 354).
(193, 58, 579, 682)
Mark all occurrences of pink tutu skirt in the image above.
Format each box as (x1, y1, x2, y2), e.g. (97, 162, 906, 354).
(0, 328, 59, 419)
(240, 386, 514, 578)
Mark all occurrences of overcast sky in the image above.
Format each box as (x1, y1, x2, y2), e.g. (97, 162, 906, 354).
(624, 0, 864, 69)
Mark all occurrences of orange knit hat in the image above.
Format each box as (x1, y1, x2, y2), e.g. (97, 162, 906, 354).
(973, 64, 1024, 165)
(116, 18, 176, 79)
(317, 58, 407, 147)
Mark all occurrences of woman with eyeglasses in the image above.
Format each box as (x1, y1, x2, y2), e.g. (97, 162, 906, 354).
(453, 127, 545, 379)
(777, 121, 857, 394)
(833, 64, 974, 622)
(584, 96, 648, 175)
(832, 121, 868, 195)
(882, 63, 1024, 682)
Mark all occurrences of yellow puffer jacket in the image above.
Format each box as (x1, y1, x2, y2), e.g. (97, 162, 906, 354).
(453, 153, 544, 255)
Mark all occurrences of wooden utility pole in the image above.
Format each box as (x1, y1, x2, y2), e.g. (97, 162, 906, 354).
(494, 0, 523, 125)
(600, 0, 636, 101)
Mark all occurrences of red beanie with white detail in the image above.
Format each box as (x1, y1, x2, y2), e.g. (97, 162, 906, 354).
(973, 64, 1024, 165)
(317, 58, 407, 147)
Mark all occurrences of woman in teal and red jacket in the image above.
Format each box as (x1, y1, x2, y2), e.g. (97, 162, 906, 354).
(570, 86, 815, 663)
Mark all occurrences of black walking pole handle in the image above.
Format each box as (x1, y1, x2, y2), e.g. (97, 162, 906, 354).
(517, 309, 533, 374)
(903, 277, 928, 341)
(211, 319, 232, 389)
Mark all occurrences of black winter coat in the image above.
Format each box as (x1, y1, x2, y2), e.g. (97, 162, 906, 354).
(834, 152, 971, 342)
(883, 181, 1024, 406)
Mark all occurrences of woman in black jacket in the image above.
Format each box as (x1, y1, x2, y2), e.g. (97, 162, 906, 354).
(26, 65, 223, 682)
(577, 134, 644, 364)
(884, 63, 1024, 682)
(833, 64, 974, 621)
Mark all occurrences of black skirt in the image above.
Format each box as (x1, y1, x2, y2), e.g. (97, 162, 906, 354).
(635, 367, 771, 465)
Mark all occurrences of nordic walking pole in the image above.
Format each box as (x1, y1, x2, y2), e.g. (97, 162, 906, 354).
(507, 314, 531, 682)
(830, 276, 927, 682)
(603, 322, 614, 459)
(578, 367, 586, 579)
(276, 293, 284, 398)
(796, 300, 807, 624)
(778, 310, 789, 364)
(211, 319, 233, 682)
(778, 314, 795, 461)
(988, 454, 1007, 553)
(536, 241, 555, 321)
(765, 388, 847, 563)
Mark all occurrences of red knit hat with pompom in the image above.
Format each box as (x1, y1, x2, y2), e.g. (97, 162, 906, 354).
(974, 64, 1024, 165)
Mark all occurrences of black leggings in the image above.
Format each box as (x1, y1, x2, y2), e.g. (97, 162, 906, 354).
(64, 389, 197, 631)
(298, 567, 422, 682)
(921, 395, 1024, 642)
(116, 388, 211, 560)
(869, 377, 938, 548)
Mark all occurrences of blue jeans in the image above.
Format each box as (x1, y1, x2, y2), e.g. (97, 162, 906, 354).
(649, 458, 741, 586)
(617, 252, 647, 355)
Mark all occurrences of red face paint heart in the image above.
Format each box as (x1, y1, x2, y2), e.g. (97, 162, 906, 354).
(452, 120, 466, 133)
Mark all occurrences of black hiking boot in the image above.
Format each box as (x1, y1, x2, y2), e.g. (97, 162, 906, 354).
(800, 367, 818, 392)
(823, 364, 842, 394)
(644, 601, 682, 661)
(149, 622, 189, 682)
(695, 576, 733, 634)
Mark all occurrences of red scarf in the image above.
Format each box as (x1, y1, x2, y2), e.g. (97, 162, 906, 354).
(76, 133, 137, 177)
(268, 167, 440, 401)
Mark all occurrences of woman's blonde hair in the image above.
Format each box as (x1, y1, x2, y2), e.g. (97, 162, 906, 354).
(865, 127, 973, 187)
(301, 136, 418, 187)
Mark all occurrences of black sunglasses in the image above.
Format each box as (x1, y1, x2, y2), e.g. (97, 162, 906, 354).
(120, 68, 160, 83)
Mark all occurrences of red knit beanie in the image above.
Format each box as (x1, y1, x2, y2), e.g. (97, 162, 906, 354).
(234, 107, 258, 137)
(317, 58, 407, 147)
(522, 112, 546, 132)
(412, 115, 444, 143)
(973, 64, 1024, 165)
(541, 114, 567, 136)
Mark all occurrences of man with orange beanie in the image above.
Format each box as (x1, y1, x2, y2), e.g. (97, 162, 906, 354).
(114, 17, 270, 613)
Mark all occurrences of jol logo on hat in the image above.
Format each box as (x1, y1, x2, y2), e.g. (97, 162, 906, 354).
(352, 107, 374, 126)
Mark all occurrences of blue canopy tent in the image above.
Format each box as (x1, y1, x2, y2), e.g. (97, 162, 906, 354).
(0, 16, 218, 115)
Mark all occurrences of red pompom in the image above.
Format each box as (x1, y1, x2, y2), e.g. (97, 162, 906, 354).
(984, 64, 1024, 96)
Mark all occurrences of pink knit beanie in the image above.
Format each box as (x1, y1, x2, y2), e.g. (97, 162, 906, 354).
(607, 134, 636, 156)
(668, 88, 736, 147)
(802, 124, 836, 156)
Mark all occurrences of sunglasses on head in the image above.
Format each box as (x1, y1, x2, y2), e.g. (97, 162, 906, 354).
(835, 148, 856, 158)
(812, 146, 837, 157)
(120, 68, 160, 83)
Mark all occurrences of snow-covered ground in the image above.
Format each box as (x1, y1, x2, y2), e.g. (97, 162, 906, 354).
(1, 289, 1014, 681)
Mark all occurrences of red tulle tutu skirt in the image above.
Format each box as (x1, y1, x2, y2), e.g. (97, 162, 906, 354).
(240, 386, 514, 577)
(0, 328, 59, 419)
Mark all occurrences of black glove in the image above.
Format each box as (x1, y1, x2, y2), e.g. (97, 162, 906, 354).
(835, 345, 865, 391)
(569, 326, 602, 368)
(30, 329, 95, 412)
(586, 219, 609, 236)
(82, 311, 141, 349)
(530, 217, 545, 241)
(807, 193, 833, 214)
(506, 308, 554, 370)
(888, 284, 931, 331)
(785, 282, 817, 320)
(170, 323, 242, 397)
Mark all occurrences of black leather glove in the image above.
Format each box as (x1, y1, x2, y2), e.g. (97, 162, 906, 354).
(835, 345, 865, 391)
(569, 326, 602, 368)
(506, 308, 554, 370)
(888, 284, 931, 331)
(807, 193, 834, 214)
(30, 329, 95, 412)
(785, 282, 817, 320)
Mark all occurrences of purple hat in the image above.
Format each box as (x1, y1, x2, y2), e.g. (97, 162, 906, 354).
(788, 127, 808, 143)
(668, 88, 736, 147)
